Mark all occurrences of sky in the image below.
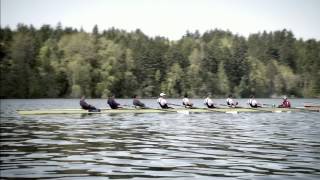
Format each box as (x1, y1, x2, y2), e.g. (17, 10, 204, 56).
(1, 0, 320, 40)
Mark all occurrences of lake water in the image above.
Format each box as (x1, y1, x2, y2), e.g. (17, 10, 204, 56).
(1, 99, 320, 179)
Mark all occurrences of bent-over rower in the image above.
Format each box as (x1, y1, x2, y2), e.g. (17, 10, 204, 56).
(248, 95, 262, 108)
(182, 94, 193, 108)
(157, 93, 172, 109)
(278, 96, 291, 108)
(204, 94, 216, 108)
(107, 95, 122, 109)
(133, 95, 147, 108)
(226, 95, 238, 107)
(80, 96, 100, 112)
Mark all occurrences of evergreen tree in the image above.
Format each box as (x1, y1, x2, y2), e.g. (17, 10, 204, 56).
(6, 31, 37, 97)
(216, 62, 230, 96)
(0, 24, 319, 98)
(225, 36, 249, 92)
(162, 63, 184, 97)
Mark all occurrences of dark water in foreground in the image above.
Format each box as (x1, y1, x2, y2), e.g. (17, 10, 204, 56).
(1, 99, 320, 179)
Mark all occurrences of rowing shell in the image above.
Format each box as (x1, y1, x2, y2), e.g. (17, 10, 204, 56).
(16, 107, 318, 115)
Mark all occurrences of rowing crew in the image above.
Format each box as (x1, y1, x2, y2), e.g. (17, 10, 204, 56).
(107, 94, 147, 109)
(80, 94, 148, 112)
(80, 93, 291, 111)
(168, 94, 290, 109)
(247, 95, 291, 108)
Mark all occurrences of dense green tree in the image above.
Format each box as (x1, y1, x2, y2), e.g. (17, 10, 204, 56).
(216, 62, 230, 96)
(186, 48, 203, 96)
(247, 56, 268, 97)
(162, 63, 184, 97)
(225, 36, 249, 92)
(278, 30, 296, 70)
(59, 33, 95, 97)
(0, 24, 319, 98)
(37, 40, 59, 97)
(4, 31, 37, 97)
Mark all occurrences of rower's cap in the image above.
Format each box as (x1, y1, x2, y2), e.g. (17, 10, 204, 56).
(283, 96, 287, 99)
(160, 92, 166, 96)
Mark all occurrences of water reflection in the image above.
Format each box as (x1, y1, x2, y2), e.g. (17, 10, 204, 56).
(1, 100, 320, 179)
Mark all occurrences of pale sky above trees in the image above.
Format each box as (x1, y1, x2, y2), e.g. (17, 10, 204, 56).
(1, 0, 320, 40)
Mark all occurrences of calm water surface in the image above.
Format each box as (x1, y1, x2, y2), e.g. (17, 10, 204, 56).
(1, 99, 320, 179)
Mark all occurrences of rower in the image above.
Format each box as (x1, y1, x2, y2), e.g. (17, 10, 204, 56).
(133, 95, 147, 108)
(157, 93, 172, 109)
(278, 96, 291, 108)
(204, 94, 216, 108)
(248, 95, 262, 108)
(80, 96, 100, 112)
(226, 95, 238, 107)
(182, 94, 193, 108)
(107, 95, 122, 109)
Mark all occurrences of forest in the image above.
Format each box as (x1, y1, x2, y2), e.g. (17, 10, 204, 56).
(0, 23, 319, 98)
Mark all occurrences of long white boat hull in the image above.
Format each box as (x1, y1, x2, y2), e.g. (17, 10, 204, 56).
(16, 107, 318, 115)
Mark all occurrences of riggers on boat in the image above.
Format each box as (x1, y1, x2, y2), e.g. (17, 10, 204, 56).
(17, 107, 319, 115)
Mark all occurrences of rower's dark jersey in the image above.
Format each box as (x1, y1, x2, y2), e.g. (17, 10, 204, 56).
(107, 98, 120, 109)
(133, 99, 145, 107)
(80, 99, 98, 111)
(80, 99, 90, 109)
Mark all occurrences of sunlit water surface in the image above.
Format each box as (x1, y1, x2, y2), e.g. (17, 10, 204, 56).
(1, 99, 320, 179)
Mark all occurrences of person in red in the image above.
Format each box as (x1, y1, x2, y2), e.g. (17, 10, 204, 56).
(278, 96, 291, 108)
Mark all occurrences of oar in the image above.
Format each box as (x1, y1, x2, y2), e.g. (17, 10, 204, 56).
(220, 104, 273, 112)
(168, 103, 209, 110)
(303, 103, 320, 108)
(289, 106, 320, 112)
(167, 103, 241, 113)
(168, 103, 184, 107)
(167, 103, 217, 113)
(121, 104, 135, 109)
(202, 103, 238, 113)
(262, 103, 276, 107)
(167, 103, 223, 114)
(245, 103, 273, 108)
(219, 104, 235, 108)
(198, 105, 227, 113)
(302, 107, 320, 112)
(131, 105, 152, 109)
(124, 104, 152, 109)
(136, 106, 152, 109)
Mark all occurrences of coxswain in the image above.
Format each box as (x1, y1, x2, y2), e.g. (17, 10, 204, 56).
(157, 93, 172, 109)
(226, 95, 238, 107)
(204, 94, 216, 108)
(182, 94, 193, 108)
(278, 96, 291, 108)
(107, 95, 122, 109)
(133, 95, 147, 108)
(248, 95, 262, 108)
(80, 96, 100, 112)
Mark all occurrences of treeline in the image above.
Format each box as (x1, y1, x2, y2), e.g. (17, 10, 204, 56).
(0, 23, 319, 98)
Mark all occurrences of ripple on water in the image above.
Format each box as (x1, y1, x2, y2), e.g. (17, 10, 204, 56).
(1, 99, 320, 179)
(24, 139, 84, 145)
